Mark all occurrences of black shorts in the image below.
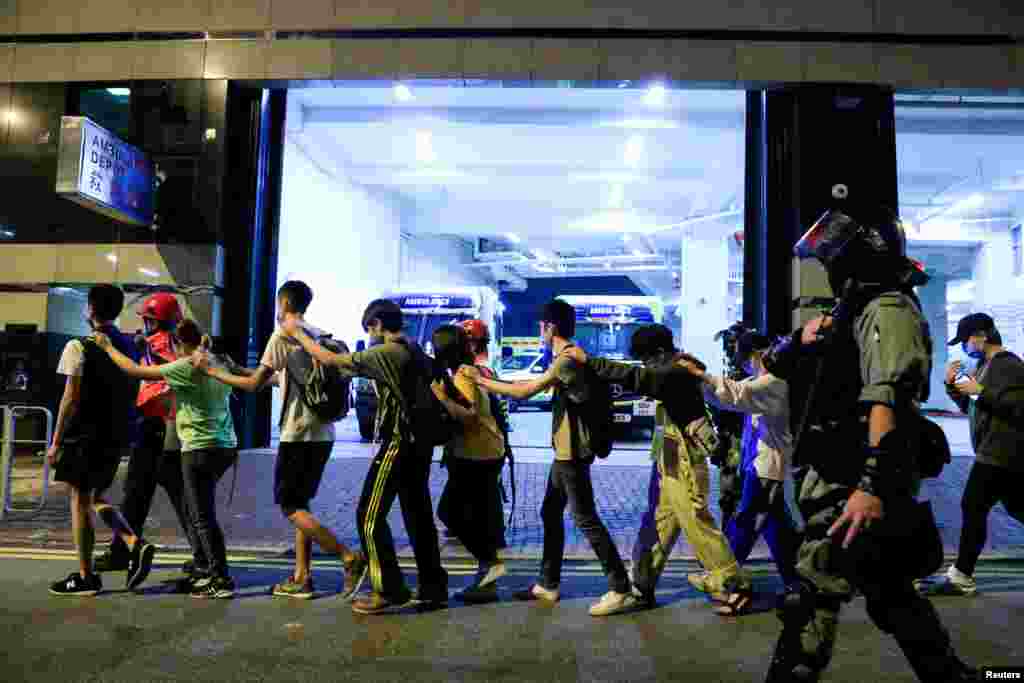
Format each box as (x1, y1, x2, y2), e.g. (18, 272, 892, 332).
(273, 441, 333, 510)
(53, 441, 128, 494)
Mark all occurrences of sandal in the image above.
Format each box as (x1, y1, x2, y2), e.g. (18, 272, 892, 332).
(713, 591, 753, 617)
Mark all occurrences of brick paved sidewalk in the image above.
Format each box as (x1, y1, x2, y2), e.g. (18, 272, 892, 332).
(3, 442, 1023, 562)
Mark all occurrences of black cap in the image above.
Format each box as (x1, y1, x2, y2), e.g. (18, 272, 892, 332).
(947, 313, 996, 346)
(733, 330, 771, 367)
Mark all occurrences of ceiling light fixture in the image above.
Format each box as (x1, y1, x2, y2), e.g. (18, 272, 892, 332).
(598, 118, 679, 130)
(624, 135, 645, 167)
(644, 83, 668, 107)
(393, 83, 414, 102)
(414, 130, 436, 163)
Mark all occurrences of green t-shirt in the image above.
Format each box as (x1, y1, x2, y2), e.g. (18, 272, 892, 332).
(159, 358, 237, 453)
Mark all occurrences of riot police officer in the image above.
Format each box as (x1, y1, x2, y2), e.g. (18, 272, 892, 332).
(762, 206, 978, 682)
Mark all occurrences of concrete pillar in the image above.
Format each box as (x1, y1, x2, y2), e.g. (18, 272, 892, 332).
(680, 229, 730, 377)
(917, 274, 953, 411)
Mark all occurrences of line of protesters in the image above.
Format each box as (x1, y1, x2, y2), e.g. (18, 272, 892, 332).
(49, 203, 1024, 682)
(43, 279, 1019, 667)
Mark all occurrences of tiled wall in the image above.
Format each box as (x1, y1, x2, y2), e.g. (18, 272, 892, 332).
(1, 0, 1022, 36)
(0, 37, 1021, 90)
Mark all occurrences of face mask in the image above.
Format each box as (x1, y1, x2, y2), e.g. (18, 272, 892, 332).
(961, 341, 985, 360)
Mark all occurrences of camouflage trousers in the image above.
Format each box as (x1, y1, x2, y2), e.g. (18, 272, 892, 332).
(769, 467, 964, 682)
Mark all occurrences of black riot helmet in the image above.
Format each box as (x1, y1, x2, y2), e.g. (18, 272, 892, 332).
(794, 206, 927, 293)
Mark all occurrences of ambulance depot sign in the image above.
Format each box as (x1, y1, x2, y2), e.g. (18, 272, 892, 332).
(56, 117, 154, 226)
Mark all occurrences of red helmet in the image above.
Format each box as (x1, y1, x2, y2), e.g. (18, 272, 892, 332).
(461, 319, 490, 343)
(138, 292, 182, 324)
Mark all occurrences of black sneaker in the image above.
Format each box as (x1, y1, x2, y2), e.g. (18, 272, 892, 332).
(191, 576, 235, 599)
(410, 588, 448, 612)
(94, 550, 130, 572)
(50, 572, 102, 596)
(127, 541, 156, 590)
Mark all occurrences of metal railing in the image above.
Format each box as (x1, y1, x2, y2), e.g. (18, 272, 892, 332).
(0, 405, 53, 520)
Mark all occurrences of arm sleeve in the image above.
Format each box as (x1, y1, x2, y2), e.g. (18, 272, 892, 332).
(350, 345, 402, 386)
(259, 334, 288, 372)
(157, 358, 195, 391)
(587, 356, 681, 402)
(453, 370, 479, 411)
(976, 356, 1024, 420)
(587, 357, 643, 385)
(550, 354, 578, 389)
(856, 298, 931, 408)
(56, 340, 86, 377)
(705, 374, 788, 417)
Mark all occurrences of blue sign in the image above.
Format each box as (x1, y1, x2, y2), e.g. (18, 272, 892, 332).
(392, 294, 475, 310)
(56, 117, 154, 226)
(574, 304, 654, 323)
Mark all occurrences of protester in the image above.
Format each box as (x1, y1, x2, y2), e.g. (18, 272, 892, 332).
(924, 313, 1024, 596)
(430, 324, 508, 603)
(195, 281, 367, 601)
(94, 293, 196, 577)
(565, 325, 753, 616)
(96, 320, 239, 598)
(437, 319, 510, 550)
(279, 299, 448, 614)
(677, 331, 800, 595)
(477, 300, 635, 617)
(47, 284, 155, 596)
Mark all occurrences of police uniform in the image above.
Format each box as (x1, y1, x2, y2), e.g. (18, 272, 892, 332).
(764, 209, 976, 682)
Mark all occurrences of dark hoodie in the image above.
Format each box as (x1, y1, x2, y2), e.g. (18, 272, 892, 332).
(586, 351, 707, 431)
(947, 350, 1024, 472)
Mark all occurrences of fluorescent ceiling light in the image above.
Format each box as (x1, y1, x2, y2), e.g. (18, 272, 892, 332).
(644, 84, 668, 107)
(505, 233, 521, 244)
(138, 267, 160, 278)
(414, 130, 436, 163)
(393, 84, 414, 102)
(106, 88, 130, 97)
(598, 118, 679, 130)
(624, 135, 645, 167)
(569, 172, 646, 184)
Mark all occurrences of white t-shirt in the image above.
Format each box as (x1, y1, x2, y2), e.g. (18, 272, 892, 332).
(57, 340, 86, 377)
(260, 323, 336, 443)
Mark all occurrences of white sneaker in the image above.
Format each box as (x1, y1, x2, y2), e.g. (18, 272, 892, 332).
(589, 590, 637, 617)
(476, 561, 507, 588)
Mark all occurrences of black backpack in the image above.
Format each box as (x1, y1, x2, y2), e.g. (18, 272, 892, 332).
(560, 347, 615, 460)
(400, 340, 464, 448)
(285, 335, 352, 423)
(916, 413, 952, 479)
